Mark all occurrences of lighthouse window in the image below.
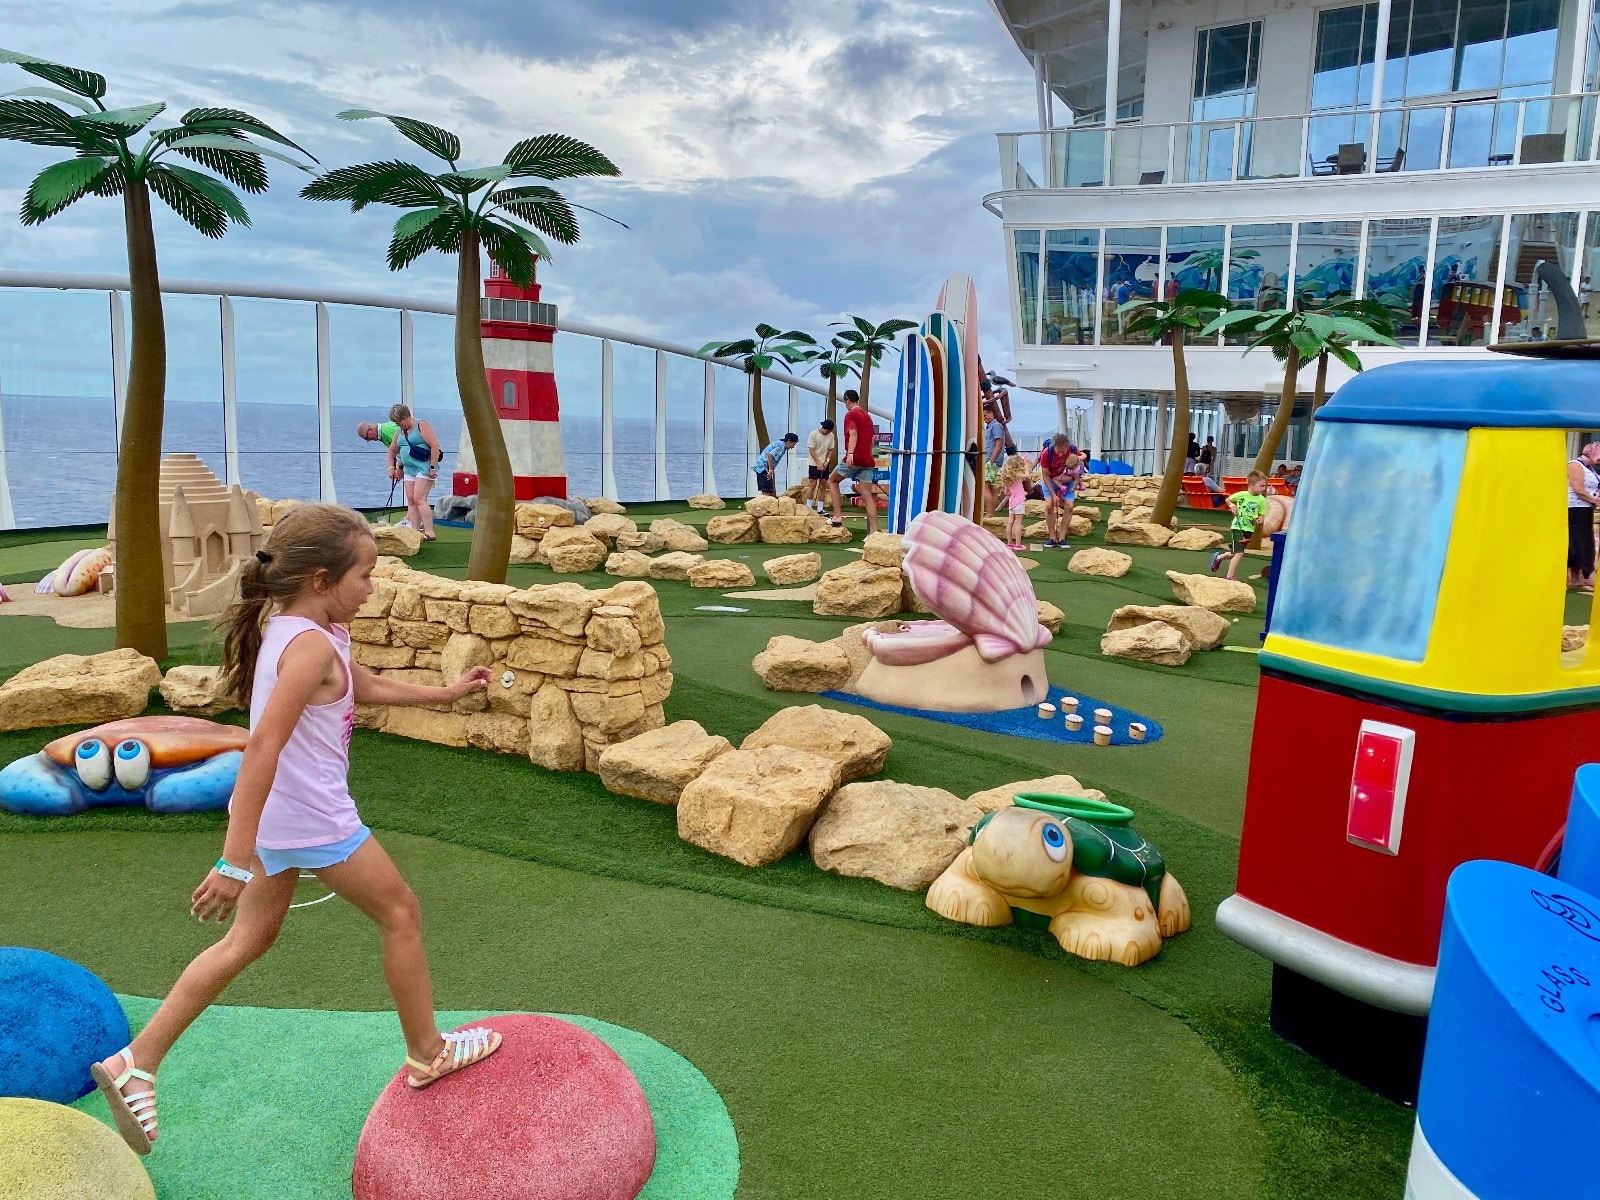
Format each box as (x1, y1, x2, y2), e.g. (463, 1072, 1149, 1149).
(501, 380, 517, 409)
(1273, 422, 1466, 662)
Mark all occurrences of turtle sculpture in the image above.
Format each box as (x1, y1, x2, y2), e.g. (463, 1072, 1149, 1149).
(0, 715, 247, 816)
(925, 794, 1190, 966)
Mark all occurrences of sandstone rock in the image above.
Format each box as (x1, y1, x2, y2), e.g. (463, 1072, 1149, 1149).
(967, 773, 1108, 814)
(584, 496, 628, 516)
(757, 516, 812, 544)
(514, 502, 576, 537)
(1105, 520, 1175, 547)
(705, 513, 759, 544)
(540, 527, 608, 573)
(647, 551, 705, 581)
(270, 499, 301, 525)
(614, 531, 665, 554)
(527, 683, 585, 771)
(809, 781, 980, 890)
(1068, 513, 1092, 537)
(605, 550, 655, 578)
(744, 495, 792, 518)
(384, 705, 469, 746)
(369, 523, 423, 557)
(359, 582, 396, 618)
(1101, 622, 1192, 666)
(742, 704, 890, 782)
(813, 560, 904, 619)
(353, 643, 415, 670)
(753, 636, 852, 692)
(506, 583, 598, 637)
(510, 534, 542, 564)
(0, 649, 162, 731)
(1169, 527, 1225, 551)
(568, 687, 646, 735)
(1122, 505, 1155, 524)
(687, 493, 726, 509)
(1564, 624, 1589, 652)
(390, 619, 449, 650)
(981, 517, 1008, 539)
(1038, 601, 1065, 636)
(577, 648, 647, 681)
(1023, 521, 1050, 541)
(465, 712, 530, 755)
(467, 604, 520, 639)
(506, 635, 585, 677)
(441, 632, 494, 684)
(1107, 604, 1229, 651)
(587, 607, 644, 657)
(862, 532, 906, 568)
(158, 664, 237, 715)
(349, 617, 391, 645)
(1074, 505, 1102, 522)
(1024, 498, 1047, 518)
(650, 519, 708, 552)
(1167, 570, 1257, 613)
(256, 496, 276, 527)
(424, 599, 471, 632)
(688, 559, 756, 588)
(1068, 547, 1133, 578)
(459, 583, 517, 605)
(597, 720, 733, 804)
(762, 552, 822, 585)
(676, 745, 842, 867)
(583, 513, 637, 546)
(808, 523, 853, 545)
(598, 581, 665, 645)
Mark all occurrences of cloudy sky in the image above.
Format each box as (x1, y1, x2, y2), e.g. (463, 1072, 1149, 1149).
(0, 0, 1039, 404)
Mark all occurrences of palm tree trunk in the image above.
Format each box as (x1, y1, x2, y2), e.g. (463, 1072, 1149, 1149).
(750, 370, 769, 450)
(456, 230, 512, 583)
(1253, 346, 1302, 475)
(1151, 332, 1190, 527)
(825, 375, 837, 427)
(1311, 351, 1330, 414)
(114, 181, 169, 661)
(859, 355, 873, 412)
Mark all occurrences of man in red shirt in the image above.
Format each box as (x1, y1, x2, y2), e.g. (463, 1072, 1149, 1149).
(828, 389, 881, 533)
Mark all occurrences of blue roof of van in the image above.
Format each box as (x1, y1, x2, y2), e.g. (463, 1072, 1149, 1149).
(1317, 358, 1600, 429)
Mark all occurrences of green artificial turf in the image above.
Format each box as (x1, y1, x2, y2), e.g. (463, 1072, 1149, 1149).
(0, 501, 1424, 1199)
(73, 993, 738, 1200)
(10, 829, 1267, 1200)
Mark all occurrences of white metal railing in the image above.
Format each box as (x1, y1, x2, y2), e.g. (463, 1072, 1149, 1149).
(999, 90, 1600, 190)
(0, 272, 865, 530)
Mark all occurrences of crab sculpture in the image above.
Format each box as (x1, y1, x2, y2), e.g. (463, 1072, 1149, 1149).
(0, 716, 247, 816)
(926, 794, 1190, 966)
(854, 511, 1052, 712)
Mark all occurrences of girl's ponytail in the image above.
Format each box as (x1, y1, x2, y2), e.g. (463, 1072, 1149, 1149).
(220, 552, 272, 707)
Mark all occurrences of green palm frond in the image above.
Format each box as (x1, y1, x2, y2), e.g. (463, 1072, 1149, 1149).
(78, 102, 165, 135)
(502, 133, 620, 180)
(147, 162, 249, 238)
(478, 218, 538, 286)
(165, 138, 268, 193)
(2, 85, 96, 113)
(339, 108, 460, 164)
(300, 160, 451, 210)
(161, 131, 315, 175)
(698, 338, 756, 359)
(178, 108, 315, 159)
(0, 98, 100, 149)
(488, 184, 579, 243)
(438, 164, 513, 195)
(387, 207, 460, 271)
(19, 155, 112, 224)
(0, 50, 106, 100)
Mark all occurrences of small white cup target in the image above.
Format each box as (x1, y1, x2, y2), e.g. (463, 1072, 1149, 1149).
(500, 670, 516, 689)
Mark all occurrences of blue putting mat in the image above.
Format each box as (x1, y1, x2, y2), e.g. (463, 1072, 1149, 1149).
(819, 685, 1162, 746)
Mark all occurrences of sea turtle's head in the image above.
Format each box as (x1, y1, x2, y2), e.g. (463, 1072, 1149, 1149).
(73, 737, 151, 793)
(969, 806, 1073, 898)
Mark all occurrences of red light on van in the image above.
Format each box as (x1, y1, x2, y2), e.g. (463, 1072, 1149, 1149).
(1347, 721, 1415, 855)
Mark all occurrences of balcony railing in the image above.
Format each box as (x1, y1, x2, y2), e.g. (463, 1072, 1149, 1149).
(1000, 91, 1600, 190)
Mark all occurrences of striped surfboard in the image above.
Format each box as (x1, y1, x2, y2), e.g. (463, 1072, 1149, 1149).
(935, 272, 981, 519)
(886, 332, 923, 534)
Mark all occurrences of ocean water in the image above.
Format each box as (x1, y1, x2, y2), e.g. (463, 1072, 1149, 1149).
(0, 395, 760, 528)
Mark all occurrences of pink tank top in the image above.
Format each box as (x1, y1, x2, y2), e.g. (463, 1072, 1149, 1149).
(245, 614, 360, 850)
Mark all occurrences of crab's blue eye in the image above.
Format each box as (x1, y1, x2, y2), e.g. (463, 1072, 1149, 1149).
(1041, 822, 1068, 862)
(113, 739, 151, 791)
(75, 739, 112, 791)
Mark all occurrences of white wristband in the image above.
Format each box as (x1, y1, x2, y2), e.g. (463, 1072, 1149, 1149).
(215, 858, 254, 884)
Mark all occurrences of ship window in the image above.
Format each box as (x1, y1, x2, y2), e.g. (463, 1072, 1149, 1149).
(1273, 422, 1466, 661)
(1014, 229, 1041, 345)
(1044, 228, 1099, 346)
(1422, 214, 1502, 345)
(501, 380, 517, 409)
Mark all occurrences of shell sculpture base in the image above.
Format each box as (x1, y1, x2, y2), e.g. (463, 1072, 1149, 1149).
(851, 512, 1052, 714)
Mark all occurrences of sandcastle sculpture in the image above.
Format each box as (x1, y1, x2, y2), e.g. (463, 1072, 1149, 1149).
(853, 511, 1052, 712)
(107, 453, 266, 617)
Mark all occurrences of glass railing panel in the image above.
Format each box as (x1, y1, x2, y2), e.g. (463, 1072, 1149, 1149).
(231, 297, 319, 504)
(0, 288, 117, 527)
(610, 341, 655, 504)
(1400, 104, 1448, 171)
(410, 312, 457, 480)
(664, 352, 709, 499)
(553, 332, 601, 501)
(713, 364, 750, 499)
(1050, 128, 1108, 188)
(1107, 126, 1168, 185)
(1447, 99, 1498, 168)
(158, 293, 226, 485)
(1307, 113, 1372, 175)
(328, 305, 405, 510)
(1240, 117, 1304, 179)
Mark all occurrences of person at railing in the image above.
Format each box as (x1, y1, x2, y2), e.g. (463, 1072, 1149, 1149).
(386, 404, 441, 542)
(804, 419, 836, 514)
(829, 390, 881, 534)
(751, 432, 799, 497)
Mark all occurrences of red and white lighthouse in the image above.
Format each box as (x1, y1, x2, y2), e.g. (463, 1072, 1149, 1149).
(452, 259, 567, 501)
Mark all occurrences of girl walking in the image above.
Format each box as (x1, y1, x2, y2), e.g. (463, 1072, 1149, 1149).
(93, 504, 500, 1155)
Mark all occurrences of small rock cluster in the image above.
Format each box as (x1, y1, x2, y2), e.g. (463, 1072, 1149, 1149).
(350, 561, 672, 772)
(704, 496, 854, 547)
(1100, 604, 1231, 666)
(1166, 570, 1256, 613)
(0, 649, 163, 732)
(1076, 474, 1162, 506)
(811, 532, 914, 619)
(686, 494, 726, 509)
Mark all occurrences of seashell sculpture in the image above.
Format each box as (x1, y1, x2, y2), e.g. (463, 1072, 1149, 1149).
(855, 512, 1052, 712)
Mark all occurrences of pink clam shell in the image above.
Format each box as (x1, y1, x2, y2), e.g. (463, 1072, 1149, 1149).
(902, 512, 1051, 662)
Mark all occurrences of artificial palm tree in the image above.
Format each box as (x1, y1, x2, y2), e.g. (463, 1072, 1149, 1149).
(303, 109, 620, 583)
(796, 336, 862, 428)
(1309, 297, 1400, 414)
(1118, 289, 1230, 527)
(1206, 304, 1398, 475)
(0, 49, 314, 660)
(697, 324, 815, 449)
(830, 315, 917, 412)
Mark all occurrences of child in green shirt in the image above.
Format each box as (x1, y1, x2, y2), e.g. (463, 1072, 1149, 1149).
(1210, 470, 1269, 581)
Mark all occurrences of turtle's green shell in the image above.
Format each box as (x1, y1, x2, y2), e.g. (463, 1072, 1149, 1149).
(1062, 815, 1165, 908)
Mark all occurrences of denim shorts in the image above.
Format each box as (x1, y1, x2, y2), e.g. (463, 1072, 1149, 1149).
(834, 463, 876, 482)
(256, 825, 371, 876)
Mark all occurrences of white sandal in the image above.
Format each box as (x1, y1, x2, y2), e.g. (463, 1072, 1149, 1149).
(90, 1047, 157, 1155)
(405, 1026, 502, 1089)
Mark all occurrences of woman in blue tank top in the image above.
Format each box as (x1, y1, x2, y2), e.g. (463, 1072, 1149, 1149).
(385, 404, 441, 540)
